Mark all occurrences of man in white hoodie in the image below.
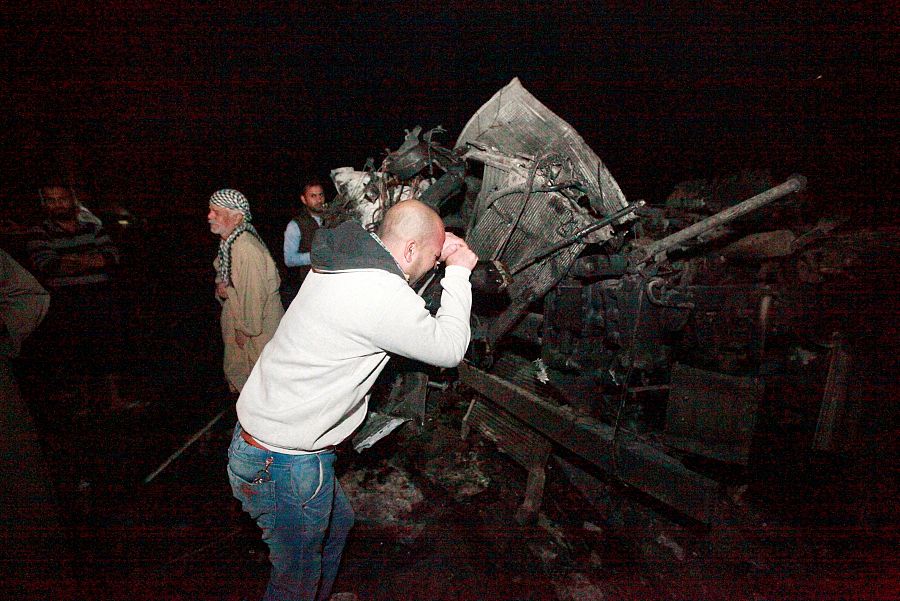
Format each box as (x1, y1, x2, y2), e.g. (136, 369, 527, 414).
(228, 200, 478, 601)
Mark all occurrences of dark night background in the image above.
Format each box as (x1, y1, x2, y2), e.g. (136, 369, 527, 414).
(1, 2, 894, 220)
(1, 3, 898, 599)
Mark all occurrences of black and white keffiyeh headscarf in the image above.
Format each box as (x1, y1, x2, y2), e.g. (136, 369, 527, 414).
(210, 188, 262, 286)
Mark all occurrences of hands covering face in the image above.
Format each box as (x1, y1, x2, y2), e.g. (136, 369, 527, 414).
(441, 232, 479, 270)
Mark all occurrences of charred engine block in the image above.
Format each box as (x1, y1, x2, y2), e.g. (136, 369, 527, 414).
(538, 265, 772, 432)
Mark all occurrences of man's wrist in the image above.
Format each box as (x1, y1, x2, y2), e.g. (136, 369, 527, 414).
(444, 264, 473, 278)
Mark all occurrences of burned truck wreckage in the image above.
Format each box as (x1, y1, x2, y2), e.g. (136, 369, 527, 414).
(328, 78, 875, 526)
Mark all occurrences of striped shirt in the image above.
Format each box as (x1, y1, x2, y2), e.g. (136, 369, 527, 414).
(27, 219, 119, 288)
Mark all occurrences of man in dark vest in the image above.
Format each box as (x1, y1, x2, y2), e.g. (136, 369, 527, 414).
(280, 179, 325, 308)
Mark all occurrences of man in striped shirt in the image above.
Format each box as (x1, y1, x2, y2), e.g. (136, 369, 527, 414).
(28, 184, 118, 289)
(27, 182, 123, 411)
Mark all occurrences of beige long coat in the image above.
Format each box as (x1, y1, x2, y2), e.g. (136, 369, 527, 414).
(215, 233, 284, 392)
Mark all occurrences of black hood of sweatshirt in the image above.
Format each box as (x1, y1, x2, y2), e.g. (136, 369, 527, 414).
(310, 220, 405, 279)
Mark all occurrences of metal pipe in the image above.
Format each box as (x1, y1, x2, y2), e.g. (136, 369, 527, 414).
(629, 174, 807, 270)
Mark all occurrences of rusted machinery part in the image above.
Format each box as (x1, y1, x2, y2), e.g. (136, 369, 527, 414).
(628, 174, 808, 271)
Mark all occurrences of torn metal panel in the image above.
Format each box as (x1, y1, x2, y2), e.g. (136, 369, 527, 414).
(383, 371, 430, 422)
(352, 372, 429, 452)
(459, 358, 725, 524)
(663, 364, 761, 465)
(455, 77, 628, 222)
(353, 412, 410, 452)
(455, 78, 632, 347)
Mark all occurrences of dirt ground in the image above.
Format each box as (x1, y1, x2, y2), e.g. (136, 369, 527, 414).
(7, 373, 897, 601)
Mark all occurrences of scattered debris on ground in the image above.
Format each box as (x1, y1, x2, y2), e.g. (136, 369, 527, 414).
(341, 460, 424, 528)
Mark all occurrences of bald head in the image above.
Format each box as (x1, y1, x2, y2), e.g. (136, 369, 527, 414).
(378, 200, 441, 243)
(378, 200, 446, 284)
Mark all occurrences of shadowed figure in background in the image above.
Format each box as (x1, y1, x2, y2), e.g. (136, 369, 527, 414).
(26, 179, 124, 413)
(228, 200, 478, 601)
(0, 248, 65, 600)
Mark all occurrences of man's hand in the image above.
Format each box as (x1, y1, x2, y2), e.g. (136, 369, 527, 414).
(58, 255, 85, 275)
(85, 252, 106, 269)
(216, 281, 229, 300)
(234, 330, 248, 349)
(440, 232, 464, 261)
(441, 232, 478, 271)
(59, 252, 104, 275)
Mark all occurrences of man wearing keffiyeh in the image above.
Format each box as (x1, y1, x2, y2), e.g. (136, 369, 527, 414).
(208, 189, 284, 393)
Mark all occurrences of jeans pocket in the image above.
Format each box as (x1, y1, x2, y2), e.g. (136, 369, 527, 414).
(227, 462, 276, 530)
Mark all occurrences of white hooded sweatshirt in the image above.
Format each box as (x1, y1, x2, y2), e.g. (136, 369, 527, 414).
(236, 220, 472, 452)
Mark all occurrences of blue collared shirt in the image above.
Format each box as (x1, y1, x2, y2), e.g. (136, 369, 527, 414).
(283, 214, 323, 267)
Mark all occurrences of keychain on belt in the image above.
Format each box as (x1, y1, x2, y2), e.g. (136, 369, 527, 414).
(252, 457, 274, 484)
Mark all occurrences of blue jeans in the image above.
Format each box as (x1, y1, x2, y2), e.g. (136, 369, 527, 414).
(227, 423, 354, 601)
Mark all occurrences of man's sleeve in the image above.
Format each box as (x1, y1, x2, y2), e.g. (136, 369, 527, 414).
(226, 244, 270, 337)
(26, 226, 59, 276)
(93, 224, 120, 266)
(0, 250, 50, 358)
(283, 221, 311, 268)
(371, 266, 472, 368)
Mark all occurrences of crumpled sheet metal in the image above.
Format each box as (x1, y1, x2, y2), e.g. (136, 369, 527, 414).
(455, 78, 629, 344)
(455, 77, 628, 226)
